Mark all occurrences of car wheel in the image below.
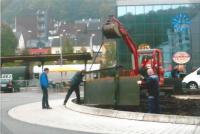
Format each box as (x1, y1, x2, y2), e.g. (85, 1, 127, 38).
(188, 82, 198, 90)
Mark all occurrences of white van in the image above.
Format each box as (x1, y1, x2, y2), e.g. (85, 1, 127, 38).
(182, 67, 200, 89)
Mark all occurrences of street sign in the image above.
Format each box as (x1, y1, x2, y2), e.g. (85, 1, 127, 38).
(1, 74, 13, 80)
(173, 52, 190, 64)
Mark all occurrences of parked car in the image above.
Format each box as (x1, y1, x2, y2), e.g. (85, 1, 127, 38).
(0, 79, 8, 92)
(182, 67, 200, 89)
(0, 79, 19, 93)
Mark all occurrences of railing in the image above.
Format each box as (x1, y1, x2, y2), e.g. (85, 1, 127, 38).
(85, 65, 125, 80)
(12, 79, 69, 92)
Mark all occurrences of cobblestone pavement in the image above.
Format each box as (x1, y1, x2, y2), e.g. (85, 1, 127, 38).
(8, 99, 200, 134)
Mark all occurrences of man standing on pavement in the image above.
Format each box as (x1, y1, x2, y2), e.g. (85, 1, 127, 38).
(63, 70, 85, 105)
(40, 68, 52, 109)
(171, 65, 179, 79)
(138, 68, 160, 113)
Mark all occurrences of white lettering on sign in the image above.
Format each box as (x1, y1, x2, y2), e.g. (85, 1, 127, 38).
(173, 52, 191, 64)
(1, 74, 13, 80)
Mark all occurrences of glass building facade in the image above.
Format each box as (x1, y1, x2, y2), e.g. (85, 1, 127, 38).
(116, 1, 200, 72)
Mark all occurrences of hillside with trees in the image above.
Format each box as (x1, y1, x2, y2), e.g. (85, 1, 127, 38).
(2, 0, 116, 24)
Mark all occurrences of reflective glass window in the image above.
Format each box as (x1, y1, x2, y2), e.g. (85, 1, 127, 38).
(135, 6, 145, 23)
(154, 23, 164, 34)
(155, 35, 164, 46)
(180, 4, 190, 8)
(134, 23, 145, 34)
(134, 35, 145, 45)
(116, 3, 200, 70)
(127, 6, 135, 15)
(117, 6, 126, 17)
(152, 14, 162, 23)
(135, 15, 145, 23)
(145, 35, 154, 46)
(136, 6, 144, 15)
(172, 5, 181, 9)
(145, 24, 154, 33)
(145, 6, 153, 14)
(163, 5, 171, 10)
(153, 5, 162, 12)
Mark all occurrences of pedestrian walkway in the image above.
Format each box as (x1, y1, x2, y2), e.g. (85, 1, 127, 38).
(173, 95, 200, 100)
(8, 98, 200, 134)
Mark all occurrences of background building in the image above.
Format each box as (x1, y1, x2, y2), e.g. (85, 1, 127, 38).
(116, 0, 200, 72)
(15, 10, 50, 55)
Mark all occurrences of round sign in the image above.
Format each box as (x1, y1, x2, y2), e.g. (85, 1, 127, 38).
(172, 52, 190, 64)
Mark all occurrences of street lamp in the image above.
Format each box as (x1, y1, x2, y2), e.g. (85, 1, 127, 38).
(28, 30, 32, 43)
(60, 34, 63, 83)
(90, 33, 95, 54)
(60, 34, 63, 65)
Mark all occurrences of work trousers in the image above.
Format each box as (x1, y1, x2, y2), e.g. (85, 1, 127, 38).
(147, 96, 160, 114)
(42, 88, 49, 108)
(64, 85, 80, 104)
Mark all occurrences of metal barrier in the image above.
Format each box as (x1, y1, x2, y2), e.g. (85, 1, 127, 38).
(12, 80, 39, 92)
(84, 66, 140, 106)
(12, 79, 69, 92)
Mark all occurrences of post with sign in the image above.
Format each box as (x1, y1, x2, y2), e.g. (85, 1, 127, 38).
(172, 51, 191, 73)
(1, 74, 13, 80)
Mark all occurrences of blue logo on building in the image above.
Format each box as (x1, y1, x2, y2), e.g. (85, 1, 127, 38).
(172, 13, 191, 32)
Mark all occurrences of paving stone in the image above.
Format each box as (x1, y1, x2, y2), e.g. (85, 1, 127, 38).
(8, 99, 199, 134)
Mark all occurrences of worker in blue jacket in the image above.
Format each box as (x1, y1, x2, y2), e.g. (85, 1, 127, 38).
(63, 70, 85, 105)
(138, 68, 160, 113)
(40, 68, 52, 109)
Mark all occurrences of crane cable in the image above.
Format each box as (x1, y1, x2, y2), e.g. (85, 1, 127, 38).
(89, 35, 105, 71)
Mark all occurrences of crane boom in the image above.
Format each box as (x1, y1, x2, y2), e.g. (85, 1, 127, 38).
(102, 16, 164, 85)
(102, 16, 139, 75)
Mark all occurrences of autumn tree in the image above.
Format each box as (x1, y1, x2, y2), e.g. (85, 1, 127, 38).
(103, 42, 116, 67)
(62, 37, 74, 54)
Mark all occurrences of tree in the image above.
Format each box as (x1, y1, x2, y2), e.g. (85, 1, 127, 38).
(62, 37, 74, 53)
(99, 0, 115, 20)
(103, 42, 116, 67)
(1, 23, 18, 56)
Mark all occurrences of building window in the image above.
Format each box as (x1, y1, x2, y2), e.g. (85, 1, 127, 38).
(118, 6, 126, 17)
(145, 6, 153, 14)
(127, 6, 135, 15)
(135, 6, 144, 15)
(117, 3, 200, 71)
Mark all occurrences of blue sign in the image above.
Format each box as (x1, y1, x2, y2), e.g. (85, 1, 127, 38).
(172, 13, 191, 32)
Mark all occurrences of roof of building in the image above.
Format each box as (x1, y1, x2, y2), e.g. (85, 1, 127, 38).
(16, 15, 38, 41)
(55, 19, 103, 48)
(51, 38, 60, 47)
(87, 21, 101, 31)
(1, 53, 92, 64)
(57, 22, 87, 36)
(76, 31, 102, 47)
(116, 0, 200, 6)
(26, 40, 49, 48)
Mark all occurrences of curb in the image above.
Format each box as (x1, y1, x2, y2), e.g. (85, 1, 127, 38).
(66, 98, 200, 125)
